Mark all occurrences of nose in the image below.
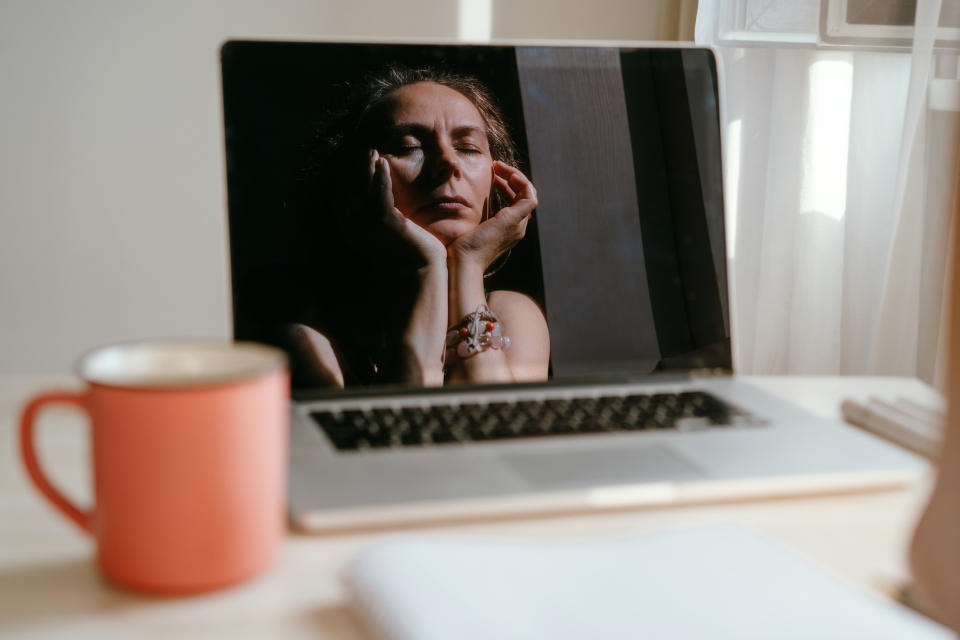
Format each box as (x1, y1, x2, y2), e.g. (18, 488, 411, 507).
(427, 141, 461, 182)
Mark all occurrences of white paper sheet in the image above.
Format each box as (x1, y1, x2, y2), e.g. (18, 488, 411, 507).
(343, 525, 953, 640)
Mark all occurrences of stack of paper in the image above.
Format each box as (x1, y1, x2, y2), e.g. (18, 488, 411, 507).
(344, 525, 951, 640)
(842, 395, 945, 459)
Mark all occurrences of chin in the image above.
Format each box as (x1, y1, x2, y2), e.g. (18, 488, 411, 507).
(426, 219, 477, 247)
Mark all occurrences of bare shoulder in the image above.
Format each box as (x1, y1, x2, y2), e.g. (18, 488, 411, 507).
(487, 290, 550, 381)
(487, 290, 547, 329)
(282, 323, 345, 389)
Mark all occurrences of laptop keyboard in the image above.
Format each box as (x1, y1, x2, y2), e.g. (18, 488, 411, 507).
(311, 390, 766, 451)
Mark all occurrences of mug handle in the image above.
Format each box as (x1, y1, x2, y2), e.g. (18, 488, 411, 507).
(19, 391, 94, 534)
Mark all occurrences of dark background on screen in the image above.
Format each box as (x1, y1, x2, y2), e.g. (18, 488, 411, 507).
(221, 42, 732, 389)
(222, 42, 545, 357)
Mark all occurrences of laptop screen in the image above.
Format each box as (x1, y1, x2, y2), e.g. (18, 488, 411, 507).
(222, 41, 730, 392)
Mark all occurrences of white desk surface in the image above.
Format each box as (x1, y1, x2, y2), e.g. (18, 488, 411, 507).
(0, 374, 944, 639)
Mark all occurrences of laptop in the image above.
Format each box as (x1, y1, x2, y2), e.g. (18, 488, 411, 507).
(220, 39, 925, 531)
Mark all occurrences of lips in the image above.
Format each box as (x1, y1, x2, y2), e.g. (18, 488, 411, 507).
(421, 195, 471, 211)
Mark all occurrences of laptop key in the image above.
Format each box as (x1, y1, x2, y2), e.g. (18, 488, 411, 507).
(400, 429, 424, 446)
(547, 422, 577, 435)
(429, 428, 459, 444)
(518, 423, 549, 437)
(363, 426, 392, 448)
(310, 391, 764, 451)
(401, 407, 429, 427)
(310, 413, 361, 450)
(490, 424, 519, 439)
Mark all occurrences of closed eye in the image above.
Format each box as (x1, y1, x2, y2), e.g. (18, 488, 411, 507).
(384, 143, 423, 157)
(382, 132, 424, 156)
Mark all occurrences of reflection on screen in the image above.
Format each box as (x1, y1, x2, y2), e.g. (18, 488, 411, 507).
(222, 42, 730, 391)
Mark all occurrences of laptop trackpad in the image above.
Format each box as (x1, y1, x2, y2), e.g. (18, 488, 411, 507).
(501, 443, 706, 490)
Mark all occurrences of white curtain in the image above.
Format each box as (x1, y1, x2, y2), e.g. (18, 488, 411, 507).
(696, 0, 960, 386)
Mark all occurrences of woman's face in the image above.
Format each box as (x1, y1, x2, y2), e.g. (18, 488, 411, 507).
(378, 81, 494, 246)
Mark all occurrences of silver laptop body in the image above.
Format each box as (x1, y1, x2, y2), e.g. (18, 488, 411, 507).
(220, 39, 924, 531)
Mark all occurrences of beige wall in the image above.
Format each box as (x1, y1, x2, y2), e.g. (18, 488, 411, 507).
(0, 0, 696, 373)
(493, 0, 696, 40)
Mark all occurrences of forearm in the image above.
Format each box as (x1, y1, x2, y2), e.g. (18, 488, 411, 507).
(446, 257, 514, 384)
(393, 262, 448, 387)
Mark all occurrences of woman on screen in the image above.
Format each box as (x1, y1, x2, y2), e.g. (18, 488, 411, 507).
(286, 66, 550, 388)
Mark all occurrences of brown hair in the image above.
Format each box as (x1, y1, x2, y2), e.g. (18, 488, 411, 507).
(302, 65, 520, 233)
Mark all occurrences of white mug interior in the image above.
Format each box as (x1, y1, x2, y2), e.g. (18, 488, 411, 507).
(78, 340, 287, 388)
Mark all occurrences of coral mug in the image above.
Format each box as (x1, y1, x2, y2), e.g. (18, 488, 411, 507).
(19, 340, 289, 594)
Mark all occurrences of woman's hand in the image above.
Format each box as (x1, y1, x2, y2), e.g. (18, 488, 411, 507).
(366, 149, 447, 268)
(366, 150, 449, 387)
(448, 161, 538, 272)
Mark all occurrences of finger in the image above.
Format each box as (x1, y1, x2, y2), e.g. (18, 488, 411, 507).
(493, 161, 537, 206)
(492, 198, 535, 227)
(492, 174, 517, 201)
(370, 155, 386, 201)
(485, 192, 536, 232)
(491, 161, 522, 189)
(492, 160, 527, 181)
(492, 159, 518, 174)
(506, 171, 536, 205)
(518, 215, 529, 237)
(500, 196, 537, 224)
(368, 148, 379, 182)
(374, 157, 399, 222)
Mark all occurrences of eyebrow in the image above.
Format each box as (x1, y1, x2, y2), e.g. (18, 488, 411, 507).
(387, 123, 486, 138)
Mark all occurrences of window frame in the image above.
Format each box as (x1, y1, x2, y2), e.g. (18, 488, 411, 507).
(709, 0, 960, 51)
(820, 0, 960, 50)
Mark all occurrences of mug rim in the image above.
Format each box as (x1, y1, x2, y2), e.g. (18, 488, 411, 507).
(76, 339, 288, 389)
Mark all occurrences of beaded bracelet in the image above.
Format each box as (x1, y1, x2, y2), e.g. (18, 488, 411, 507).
(444, 304, 512, 362)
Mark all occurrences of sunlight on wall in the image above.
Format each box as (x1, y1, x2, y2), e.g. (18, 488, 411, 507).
(458, 0, 492, 41)
(800, 54, 854, 221)
(725, 118, 742, 259)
